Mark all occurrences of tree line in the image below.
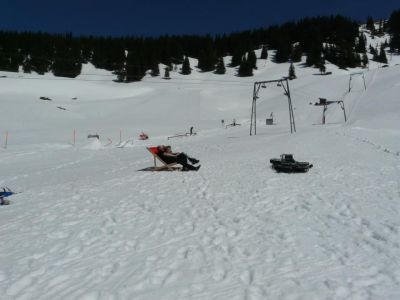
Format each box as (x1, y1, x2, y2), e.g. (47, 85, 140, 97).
(0, 11, 399, 81)
(388, 10, 400, 54)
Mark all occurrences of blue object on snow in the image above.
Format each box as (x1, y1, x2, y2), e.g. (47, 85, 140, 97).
(0, 188, 15, 198)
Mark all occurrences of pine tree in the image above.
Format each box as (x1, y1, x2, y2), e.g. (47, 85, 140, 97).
(362, 53, 369, 67)
(109, 46, 126, 72)
(125, 50, 145, 82)
(336, 48, 348, 69)
(150, 61, 160, 77)
(275, 41, 292, 63)
(214, 57, 226, 74)
(52, 41, 82, 78)
(163, 67, 170, 79)
(170, 41, 184, 65)
(238, 55, 252, 77)
(354, 53, 362, 67)
(378, 45, 388, 63)
(24, 46, 52, 75)
(114, 67, 126, 82)
(388, 10, 400, 53)
(181, 56, 191, 75)
(0, 52, 20, 72)
(319, 64, 326, 74)
(366, 16, 375, 34)
(390, 34, 400, 53)
(260, 45, 268, 59)
(230, 49, 243, 67)
(0, 35, 22, 72)
(344, 46, 359, 68)
(383, 39, 389, 48)
(306, 47, 322, 67)
(378, 19, 384, 35)
(369, 45, 377, 56)
(291, 44, 303, 62)
(197, 46, 217, 72)
(355, 34, 366, 53)
(323, 45, 335, 65)
(372, 46, 379, 61)
(288, 62, 296, 79)
(0, 52, 9, 71)
(247, 50, 257, 69)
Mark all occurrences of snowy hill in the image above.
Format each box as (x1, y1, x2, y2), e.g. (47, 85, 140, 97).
(0, 32, 400, 299)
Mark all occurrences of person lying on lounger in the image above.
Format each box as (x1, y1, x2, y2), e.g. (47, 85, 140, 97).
(157, 145, 201, 171)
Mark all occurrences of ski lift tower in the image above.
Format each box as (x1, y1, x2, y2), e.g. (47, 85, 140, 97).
(349, 72, 366, 93)
(314, 98, 347, 124)
(250, 78, 296, 135)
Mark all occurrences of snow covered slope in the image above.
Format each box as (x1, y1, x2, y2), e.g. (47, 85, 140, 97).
(0, 43, 400, 299)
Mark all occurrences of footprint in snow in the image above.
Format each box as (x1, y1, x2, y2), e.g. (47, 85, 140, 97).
(47, 274, 71, 288)
(247, 285, 266, 300)
(67, 246, 83, 256)
(0, 270, 7, 282)
(6, 267, 46, 296)
(177, 247, 190, 259)
(150, 268, 172, 286)
(124, 240, 137, 251)
(100, 262, 120, 279)
(212, 267, 226, 281)
(240, 269, 254, 285)
(76, 291, 101, 300)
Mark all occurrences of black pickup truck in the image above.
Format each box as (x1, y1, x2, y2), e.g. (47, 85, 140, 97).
(270, 154, 313, 173)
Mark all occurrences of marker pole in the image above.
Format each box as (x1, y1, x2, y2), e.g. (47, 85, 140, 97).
(4, 131, 8, 149)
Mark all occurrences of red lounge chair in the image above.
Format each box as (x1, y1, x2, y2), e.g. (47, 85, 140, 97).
(146, 147, 181, 171)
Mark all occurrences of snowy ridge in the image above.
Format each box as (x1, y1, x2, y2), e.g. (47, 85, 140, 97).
(0, 31, 400, 300)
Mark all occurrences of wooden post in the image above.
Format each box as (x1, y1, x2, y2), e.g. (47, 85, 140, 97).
(348, 75, 352, 93)
(322, 105, 327, 125)
(4, 131, 8, 149)
(340, 101, 347, 122)
(362, 73, 366, 91)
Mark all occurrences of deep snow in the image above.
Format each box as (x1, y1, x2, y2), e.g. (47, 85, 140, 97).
(1, 38, 400, 300)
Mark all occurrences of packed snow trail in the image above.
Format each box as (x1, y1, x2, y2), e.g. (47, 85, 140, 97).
(1, 124, 400, 300)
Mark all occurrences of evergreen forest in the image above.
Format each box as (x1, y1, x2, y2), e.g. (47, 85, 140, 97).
(0, 11, 399, 82)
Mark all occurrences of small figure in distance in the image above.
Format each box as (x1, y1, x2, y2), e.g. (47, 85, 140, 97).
(157, 145, 200, 171)
(225, 118, 241, 128)
(139, 132, 149, 140)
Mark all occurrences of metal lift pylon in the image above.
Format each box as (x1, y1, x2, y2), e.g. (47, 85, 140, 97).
(250, 78, 296, 135)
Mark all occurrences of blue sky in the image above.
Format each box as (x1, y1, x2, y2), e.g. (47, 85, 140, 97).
(0, 0, 399, 37)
